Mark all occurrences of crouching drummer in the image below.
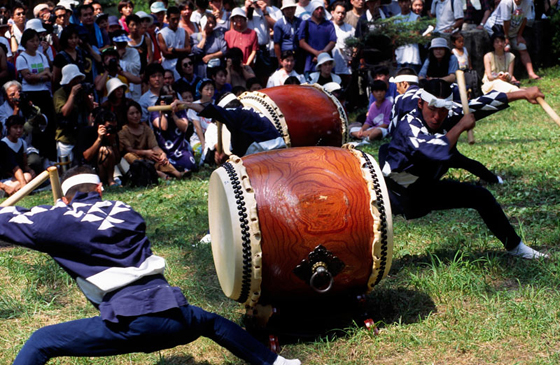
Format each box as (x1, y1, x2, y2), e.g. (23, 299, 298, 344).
(171, 93, 286, 164)
(1, 165, 301, 365)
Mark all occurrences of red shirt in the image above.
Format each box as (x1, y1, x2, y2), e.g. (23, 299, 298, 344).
(225, 28, 258, 65)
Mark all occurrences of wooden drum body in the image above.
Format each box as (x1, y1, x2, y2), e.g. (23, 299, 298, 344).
(238, 84, 348, 148)
(208, 146, 393, 308)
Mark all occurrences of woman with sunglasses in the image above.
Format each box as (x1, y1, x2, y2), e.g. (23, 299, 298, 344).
(174, 54, 202, 98)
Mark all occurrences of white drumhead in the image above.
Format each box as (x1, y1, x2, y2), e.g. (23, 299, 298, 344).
(208, 167, 244, 300)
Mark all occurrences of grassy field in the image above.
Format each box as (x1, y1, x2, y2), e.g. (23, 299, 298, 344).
(1, 68, 560, 364)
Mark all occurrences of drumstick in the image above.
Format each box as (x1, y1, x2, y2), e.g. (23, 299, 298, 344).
(1, 169, 51, 207)
(216, 122, 224, 155)
(147, 104, 189, 112)
(536, 97, 560, 128)
(455, 70, 475, 144)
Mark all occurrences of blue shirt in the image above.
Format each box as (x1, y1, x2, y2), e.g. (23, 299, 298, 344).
(297, 18, 337, 73)
(273, 16, 303, 53)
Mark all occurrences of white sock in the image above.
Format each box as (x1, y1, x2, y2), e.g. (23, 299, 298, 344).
(273, 355, 302, 365)
(508, 241, 549, 259)
(497, 176, 504, 184)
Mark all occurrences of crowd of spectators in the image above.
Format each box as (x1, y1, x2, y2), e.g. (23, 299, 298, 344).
(0, 0, 550, 196)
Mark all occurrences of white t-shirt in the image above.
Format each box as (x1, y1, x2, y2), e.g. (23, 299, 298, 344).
(295, 3, 332, 21)
(431, 0, 464, 32)
(266, 68, 305, 87)
(187, 100, 213, 147)
(333, 22, 354, 75)
(16, 51, 50, 92)
(393, 12, 421, 65)
(499, 0, 530, 37)
(159, 26, 187, 73)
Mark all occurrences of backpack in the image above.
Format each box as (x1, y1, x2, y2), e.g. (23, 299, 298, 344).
(126, 159, 159, 187)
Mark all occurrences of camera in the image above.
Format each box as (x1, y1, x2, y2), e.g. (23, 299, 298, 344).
(81, 83, 95, 95)
(105, 125, 116, 135)
(107, 58, 119, 73)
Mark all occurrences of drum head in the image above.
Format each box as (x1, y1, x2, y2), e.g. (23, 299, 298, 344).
(208, 167, 243, 300)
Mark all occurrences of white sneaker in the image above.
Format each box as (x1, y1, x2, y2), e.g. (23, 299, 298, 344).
(274, 356, 301, 365)
(508, 242, 549, 259)
(199, 233, 211, 244)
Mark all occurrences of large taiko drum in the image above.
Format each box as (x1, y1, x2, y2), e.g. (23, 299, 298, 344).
(208, 146, 393, 308)
(238, 84, 348, 148)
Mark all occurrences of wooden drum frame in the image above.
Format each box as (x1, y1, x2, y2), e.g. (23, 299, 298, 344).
(208, 146, 393, 308)
(238, 84, 348, 148)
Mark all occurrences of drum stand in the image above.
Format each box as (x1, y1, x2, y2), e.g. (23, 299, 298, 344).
(242, 292, 379, 352)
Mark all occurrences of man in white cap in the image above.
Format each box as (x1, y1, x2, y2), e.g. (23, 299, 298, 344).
(273, 0, 301, 65)
(150, 1, 167, 27)
(158, 6, 191, 79)
(380, 78, 548, 260)
(54, 64, 94, 164)
(297, 1, 336, 74)
(33, 3, 50, 20)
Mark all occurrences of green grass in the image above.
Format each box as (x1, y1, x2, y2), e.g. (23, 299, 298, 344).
(1, 69, 560, 364)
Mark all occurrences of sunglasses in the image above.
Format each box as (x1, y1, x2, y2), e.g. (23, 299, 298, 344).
(182, 62, 193, 67)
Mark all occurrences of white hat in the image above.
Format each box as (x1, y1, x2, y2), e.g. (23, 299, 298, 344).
(60, 64, 85, 85)
(150, 1, 167, 13)
(33, 4, 49, 18)
(25, 18, 47, 33)
(57, 0, 79, 11)
(106, 78, 128, 97)
(309, 1, 325, 13)
(230, 7, 247, 19)
(135, 11, 154, 26)
(315, 52, 335, 70)
(429, 37, 450, 50)
(323, 82, 341, 93)
(281, 0, 298, 10)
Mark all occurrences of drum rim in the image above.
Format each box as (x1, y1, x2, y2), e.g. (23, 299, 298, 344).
(310, 83, 349, 145)
(210, 156, 263, 307)
(344, 145, 394, 292)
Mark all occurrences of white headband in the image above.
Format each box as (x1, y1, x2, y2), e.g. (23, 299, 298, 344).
(217, 93, 238, 108)
(420, 90, 454, 110)
(392, 75, 419, 84)
(61, 174, 101, 195)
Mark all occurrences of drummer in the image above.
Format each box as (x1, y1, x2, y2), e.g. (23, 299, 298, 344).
(171, 93, 286, 164)
(379, 79, 548, 260)
(1, 165, 301, 365)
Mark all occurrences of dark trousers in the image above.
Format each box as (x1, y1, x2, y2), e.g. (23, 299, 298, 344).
(386, 178, 521, 250)
(13, 304, 278, 365)
(449, 150, 499, 183)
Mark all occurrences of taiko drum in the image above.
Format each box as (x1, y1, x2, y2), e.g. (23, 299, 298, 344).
(238, 84, 348, 148)
(208, 147, 393, 308)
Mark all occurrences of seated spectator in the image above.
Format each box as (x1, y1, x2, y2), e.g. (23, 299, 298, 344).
(225, 8, 258, 66)
(284, 75, 301, 84)
(16, 28, 56, 162)
(187, 79, 215, 157)
(174, 54, 203, 97)
(246, 77, 263, 91)
(151, 85, 198, 173)
(54, 64, 94, 163)
(350, 80, 390, 141)
(126, 14, 153, 75)
(74, 109, 121, 186)
(211, 66, 233, 100)
(101, 78, 131, 129)
(419, 37, 459, 83)
(267, 50, 305, 87)
(232, 85, 247, 94)
(191, 13, 227, 78)
(450, 31, 471, 71)
(225, 47, 256, 88)
(429, 0, 464, 33)
(0, 115, 36, 196)
(163, 69, 175, 87)
(119, 100, 185, 180)
(139, 63, 164, 122)
(482, 32, 519, 94)
(369, 65, 398, 105)
(306, 53, 342, 85)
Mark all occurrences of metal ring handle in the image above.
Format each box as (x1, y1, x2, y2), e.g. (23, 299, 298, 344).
(309, 265, 334, 293)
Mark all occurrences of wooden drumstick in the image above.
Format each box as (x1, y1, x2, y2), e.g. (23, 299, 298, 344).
(455, 70, 475, 144)
(1, 169, 51, 207)
(536, 97, 560, 128)
(216, 122, 224, 155)
(147, 104, 189, 112)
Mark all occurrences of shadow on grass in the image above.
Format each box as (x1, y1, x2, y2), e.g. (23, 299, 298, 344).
(155, 355, 211, 365)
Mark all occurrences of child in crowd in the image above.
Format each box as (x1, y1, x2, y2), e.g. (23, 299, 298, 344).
(118, 0, 134, 32)
(187, 79, 215, 160)
(246, 77, 263, 91)
(350, 80, 391, 141)
(267, 50, 305, 87)
(211, 66, 233, 101)
(450, 31, 471, 71)
(0, 115, 36, 195)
